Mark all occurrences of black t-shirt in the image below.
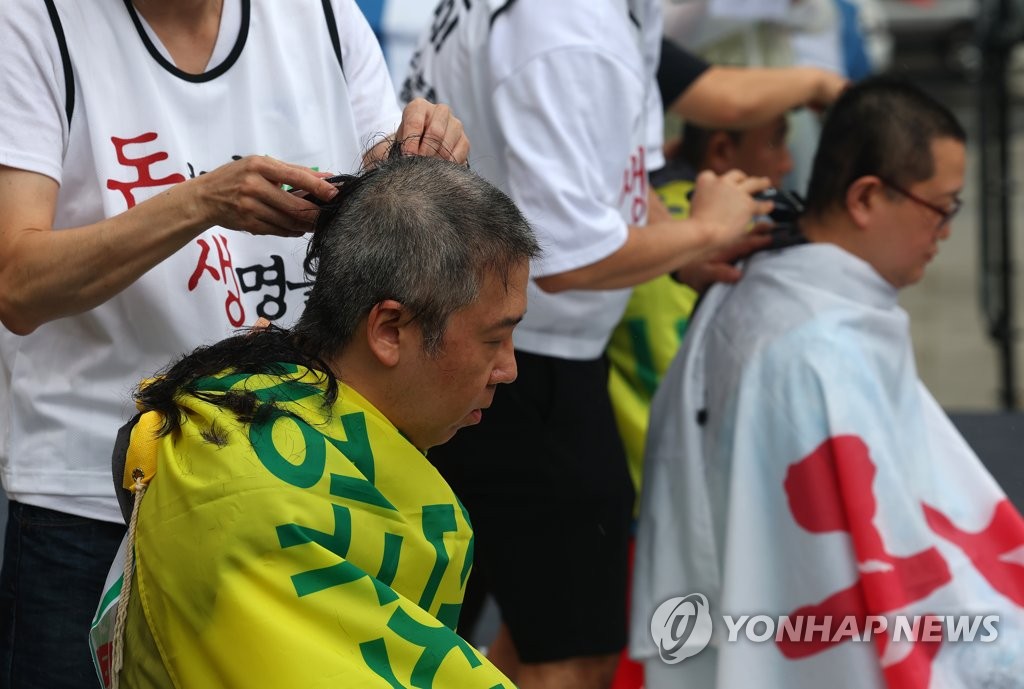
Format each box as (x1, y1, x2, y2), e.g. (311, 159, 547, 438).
(657, 38, 710, 108)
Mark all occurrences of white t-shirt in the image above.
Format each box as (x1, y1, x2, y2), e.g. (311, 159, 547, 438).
(403, 0, 663, 359)
(0, 0, 401, 522)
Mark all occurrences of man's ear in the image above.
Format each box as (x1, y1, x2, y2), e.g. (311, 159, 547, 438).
(365, 299, 407, 368)
(845, 176, 883, 230)
(705, 131, 737, 174)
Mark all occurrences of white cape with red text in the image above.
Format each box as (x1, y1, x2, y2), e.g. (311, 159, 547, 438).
(630, 243, 1024, 689)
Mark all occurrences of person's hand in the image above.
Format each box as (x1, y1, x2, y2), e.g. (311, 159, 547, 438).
(672, 224, 772, 294)
(396, 98, 470, 164)
(689, 169, 773, 244)
(183, 155, 340, 237)
(808, 67, 849, 112)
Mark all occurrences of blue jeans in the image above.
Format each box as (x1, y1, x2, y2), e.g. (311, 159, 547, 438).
(0, 502, 125, 689)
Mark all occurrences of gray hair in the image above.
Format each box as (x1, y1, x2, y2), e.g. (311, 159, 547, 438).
(294, 153, 540, 357)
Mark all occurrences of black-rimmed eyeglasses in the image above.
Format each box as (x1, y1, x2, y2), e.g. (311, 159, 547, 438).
(878, 177, 962, 230)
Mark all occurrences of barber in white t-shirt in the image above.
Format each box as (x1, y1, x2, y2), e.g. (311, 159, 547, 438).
(402, 1, 771, 688)
(0, 1, 468, 686)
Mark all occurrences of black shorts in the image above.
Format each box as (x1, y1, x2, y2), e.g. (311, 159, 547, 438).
(429, 350, 635, 663)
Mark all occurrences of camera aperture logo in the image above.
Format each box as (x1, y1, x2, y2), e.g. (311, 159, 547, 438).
(651, 593, 714, 663)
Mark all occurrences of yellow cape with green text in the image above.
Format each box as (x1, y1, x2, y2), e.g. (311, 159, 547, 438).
(118, 364, 513, 689)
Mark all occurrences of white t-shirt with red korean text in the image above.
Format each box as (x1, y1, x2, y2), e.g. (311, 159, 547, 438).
(0, 0, 401, 522)
(403, 0, 664, 360)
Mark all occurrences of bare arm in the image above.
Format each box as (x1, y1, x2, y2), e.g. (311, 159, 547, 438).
(0, 156, 340, 335)
(535, 170, 772, 293)
(670, 65, 848, 130)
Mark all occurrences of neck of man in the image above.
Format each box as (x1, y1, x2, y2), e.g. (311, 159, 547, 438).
(132, 0, 224, 73)
(133, 0, 222, 25)
(799, 210, 870, 263)
(325, 348, 417, 448)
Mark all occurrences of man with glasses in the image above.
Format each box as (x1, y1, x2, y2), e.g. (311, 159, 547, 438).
(879, 177, 963, 228)
(632, 77, 1024, 688)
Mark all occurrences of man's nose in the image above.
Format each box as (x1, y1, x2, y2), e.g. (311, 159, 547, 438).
(490, 340, 518, 385)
